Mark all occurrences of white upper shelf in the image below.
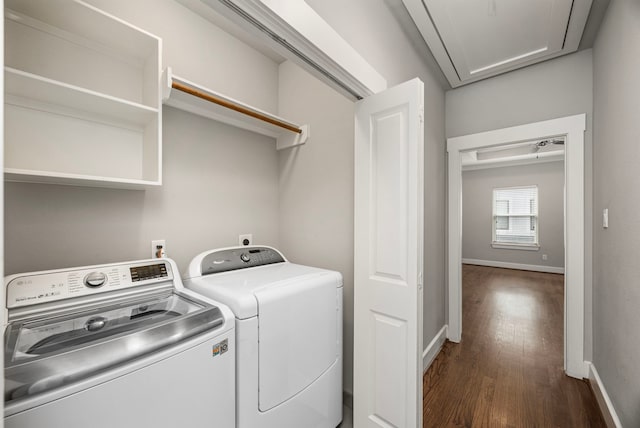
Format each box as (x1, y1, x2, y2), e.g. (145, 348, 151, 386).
(161, 68, 308, 150)
(6, 0, 157, 63)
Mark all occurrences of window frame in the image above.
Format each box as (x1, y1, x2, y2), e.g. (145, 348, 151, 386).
(491, 185, 540, 250)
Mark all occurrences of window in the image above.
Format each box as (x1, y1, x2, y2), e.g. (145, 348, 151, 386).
(492, 186, 538, 247)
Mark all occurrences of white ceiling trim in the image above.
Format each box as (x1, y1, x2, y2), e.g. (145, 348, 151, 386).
(401, 0, 593, 88)
(564, 0, 594, 50)
(199, 0, 387, 99)
(401, 0, 461, 83)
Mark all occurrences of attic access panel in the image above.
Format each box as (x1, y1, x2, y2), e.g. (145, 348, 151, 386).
(402, 0, 593, 87)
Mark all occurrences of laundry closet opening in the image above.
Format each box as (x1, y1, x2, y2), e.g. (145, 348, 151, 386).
(4, 1, 448, 426)
(4, 0, 358, 405)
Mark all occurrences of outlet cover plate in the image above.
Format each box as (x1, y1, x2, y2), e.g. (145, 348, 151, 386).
(239, 234, 253, 246)
(151, 239, 166, 258)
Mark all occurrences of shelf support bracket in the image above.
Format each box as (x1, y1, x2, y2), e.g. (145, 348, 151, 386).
(277, 124, 309, 150)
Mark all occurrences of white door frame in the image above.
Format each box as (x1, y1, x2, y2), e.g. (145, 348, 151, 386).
(447, 114, 587, 378)
(1, 1, 6, 423)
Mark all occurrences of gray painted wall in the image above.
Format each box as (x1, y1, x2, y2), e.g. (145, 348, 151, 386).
(446, 49, 593, 360)
(593, 1, 640, 426)
(301, 0, 448, 388)
(5, 0, 281, 276)
(462, 162, 565, 269)
(5, 107, 279, 275)
(446, 49, 593, 139)
(277, 60, 356, 396)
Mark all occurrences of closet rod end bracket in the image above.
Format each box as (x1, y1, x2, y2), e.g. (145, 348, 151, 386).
(277, 124, 309, 150)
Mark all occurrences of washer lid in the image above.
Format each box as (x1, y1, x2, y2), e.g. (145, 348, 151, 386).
(4, 291, 223, 403)
(185, 262, 342, 319)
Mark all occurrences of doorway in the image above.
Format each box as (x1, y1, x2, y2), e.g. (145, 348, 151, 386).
(447, 114, 587, 378)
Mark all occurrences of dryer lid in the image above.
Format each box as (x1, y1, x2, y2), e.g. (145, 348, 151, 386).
(185, 262, 342, 319)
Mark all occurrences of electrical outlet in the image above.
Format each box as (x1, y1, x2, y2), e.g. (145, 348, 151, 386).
(542, 254, 548, 261)
(239, 234, 253, 246)
(151, 240, 166, 258)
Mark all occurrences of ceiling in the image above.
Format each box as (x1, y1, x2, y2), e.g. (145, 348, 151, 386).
(177, 0, 609, 93)
(402, 0, 606, 88)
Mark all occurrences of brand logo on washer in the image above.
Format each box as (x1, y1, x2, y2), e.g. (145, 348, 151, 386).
(212, 339, 228, 357)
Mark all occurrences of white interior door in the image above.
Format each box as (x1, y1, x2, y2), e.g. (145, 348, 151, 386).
(353, 78, 424, 428)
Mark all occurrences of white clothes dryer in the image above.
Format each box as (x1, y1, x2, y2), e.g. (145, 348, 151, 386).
(4, 258, 235, 428)
(185, 246, 343, 428)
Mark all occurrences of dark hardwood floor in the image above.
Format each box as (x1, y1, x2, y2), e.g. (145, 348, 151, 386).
(423, 264, 605, 427)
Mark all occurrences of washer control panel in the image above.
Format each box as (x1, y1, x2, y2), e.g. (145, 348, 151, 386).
(6, 261, 173, 309)
(200, 246, 285, 276)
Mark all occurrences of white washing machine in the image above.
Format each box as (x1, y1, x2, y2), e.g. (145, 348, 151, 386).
(185, 246, 343, 428)
(3, 258, 235, 428)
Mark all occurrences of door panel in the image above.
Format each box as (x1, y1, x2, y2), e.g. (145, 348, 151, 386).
(372, 108, 408, 282)
(372, 312, 408, 427)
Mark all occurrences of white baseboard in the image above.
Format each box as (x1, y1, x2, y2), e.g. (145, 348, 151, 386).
(587, 362, 622, 428)
(423, 325, 447, 373)
(462, 258, 565, 274)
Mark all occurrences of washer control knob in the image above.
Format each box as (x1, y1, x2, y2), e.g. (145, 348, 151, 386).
(84, 272, 107, 288)
(240, 253, 251, 263)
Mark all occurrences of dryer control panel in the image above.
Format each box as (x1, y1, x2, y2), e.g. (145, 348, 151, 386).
(200, 246, 285, 276)
(6, 260, 174, 309)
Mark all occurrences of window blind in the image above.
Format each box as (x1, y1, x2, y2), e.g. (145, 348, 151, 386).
(492, 186, 538, 245)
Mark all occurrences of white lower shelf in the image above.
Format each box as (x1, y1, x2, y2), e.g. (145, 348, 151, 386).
(4, 67, 162, 189)
(5, 168, 161, 190)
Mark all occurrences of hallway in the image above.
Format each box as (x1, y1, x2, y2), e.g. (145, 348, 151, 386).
(423, 265, 605, 427)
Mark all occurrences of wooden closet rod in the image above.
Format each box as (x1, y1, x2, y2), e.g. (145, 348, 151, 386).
(172, 82, 302, 134)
